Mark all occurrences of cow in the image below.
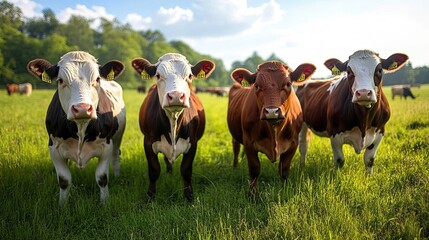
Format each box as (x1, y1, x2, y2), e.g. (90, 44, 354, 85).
(391, 85, 415, 100)
(27, 51, 126, 206)
(6, 83, 32, 96)
(131, 53, 215, 202)
(227, 61, 316, 197)
(296, 50, 408, 174)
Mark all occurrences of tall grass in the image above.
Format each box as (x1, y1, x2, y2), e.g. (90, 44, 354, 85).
(0, 85, 428, 239)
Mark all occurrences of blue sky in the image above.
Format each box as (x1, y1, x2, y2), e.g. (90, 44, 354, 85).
(8, 0, 429, 77)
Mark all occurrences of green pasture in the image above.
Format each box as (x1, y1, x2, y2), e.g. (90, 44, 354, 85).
(0, 85, 428, 239)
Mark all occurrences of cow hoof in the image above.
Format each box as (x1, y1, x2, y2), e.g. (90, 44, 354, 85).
(335, 158, 345, 168)
(147, 190, 156, 200)
(184, 188, 193, 202)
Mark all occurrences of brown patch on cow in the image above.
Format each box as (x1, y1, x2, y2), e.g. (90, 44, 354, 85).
(98, 174, 108, 188)
(58, 176, 69, 189)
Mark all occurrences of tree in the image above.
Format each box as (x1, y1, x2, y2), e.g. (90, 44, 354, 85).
(56, 16, 95, 52)
(23, 8, 59, 39)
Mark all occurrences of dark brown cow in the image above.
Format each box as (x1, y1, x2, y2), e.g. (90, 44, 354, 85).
(297, 50, 408, 173)
(227, 61, 316, 196)
(131, 53, 215, 202)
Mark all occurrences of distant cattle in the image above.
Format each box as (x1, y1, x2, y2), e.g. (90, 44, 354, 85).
(6, 83, 32, 96)
(391, 85, 415, 99)
(137, 84, 146, 93)
(297, 50, 408, 173)
(227, 61, 316, 197)
(131, 53, 215, 202)
(27, 51, 126, 205)
(196, 86, 230, 96)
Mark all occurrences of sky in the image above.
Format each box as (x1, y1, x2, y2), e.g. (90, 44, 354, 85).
(7, 0, 429, 78)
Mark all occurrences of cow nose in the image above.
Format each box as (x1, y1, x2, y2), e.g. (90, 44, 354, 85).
(167, 91, 186, 106)
(355, 89, 373, 101)
(71, 103, 94, 119)
(264, 107, 281, 120)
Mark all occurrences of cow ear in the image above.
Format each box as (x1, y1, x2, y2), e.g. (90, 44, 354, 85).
(290, 63, 316, 84)
(27, 59, 59, 83)
(131, 58, 157, 80)
(231, 68, 256, 86)
(192, 60, 215, 79)
(100, 60, 125, 81)
(381, 53, 409, 73)
(324, 58, 347, 75)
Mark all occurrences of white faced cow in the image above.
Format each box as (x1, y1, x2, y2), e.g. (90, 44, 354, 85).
(297, 50, 408, 173)
(131, 53, 215, 201)
(27, 51, 126, 205)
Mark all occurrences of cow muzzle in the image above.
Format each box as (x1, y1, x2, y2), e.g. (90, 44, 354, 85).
(261, 107, 285, 124)
(353, 89, 377, 108)
(71, 103, 96, 120)
(164, 91, 188, 110)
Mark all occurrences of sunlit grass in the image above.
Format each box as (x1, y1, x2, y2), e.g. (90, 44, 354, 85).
(0, 85, 428, 239)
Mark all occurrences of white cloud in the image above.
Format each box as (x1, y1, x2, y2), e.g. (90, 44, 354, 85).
(157, 6, 193, 25)
(57, 4, 115, 29)
(124, 13, 152, 31)
(8, 0, 42, 18)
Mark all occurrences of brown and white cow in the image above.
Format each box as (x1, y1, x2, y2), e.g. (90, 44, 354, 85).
(227, 61, 316, 196)
(27, 51, 126, 205)
(6, 83, 32, 96)
(131, 53, 215, 202)
(297, 50, 408, 173)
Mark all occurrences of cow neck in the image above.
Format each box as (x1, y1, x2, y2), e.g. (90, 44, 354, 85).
(75, 120, 90, 165)
(164, 108, 184, 157)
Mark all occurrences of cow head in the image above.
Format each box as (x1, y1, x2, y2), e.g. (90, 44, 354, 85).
(325, 50, 408, 108)
(231, 61, 316, 123)
(27, 51, 125, 122)
(131, 53, 215, 115)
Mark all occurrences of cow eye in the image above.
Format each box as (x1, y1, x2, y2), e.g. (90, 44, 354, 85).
(188, 74, 193, 80)
(286, 81, 292, 87)
(57, 78, 64, 84)
(96, 77, 100, 83)
(156, 74, 160, 80)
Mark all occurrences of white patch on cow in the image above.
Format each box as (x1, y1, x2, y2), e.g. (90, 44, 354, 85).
(152, 135, 191, 163)
(56, 52, 100, 120)
(50, 134, 111, 169)
(154, 53, 192, 109)
(326, 74, 345, 94)
(331, 126, 382, 154)
(347, 50, 380, 104)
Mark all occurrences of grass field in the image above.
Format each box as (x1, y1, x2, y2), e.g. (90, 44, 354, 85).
(0, 84, 428, 239)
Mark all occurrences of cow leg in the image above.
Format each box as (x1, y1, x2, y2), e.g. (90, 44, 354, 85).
(145, 139, 160, 199)
(330, 136, 345, 168)
(112, 148, 121, 177)
(298, 123, 310, 164)
(232, 138, 240, 167)
(96, 144, 113, 204)
(50, 147, 71, 206)
(181, 144, 197, 202)
(279, 145, 298, 182)
(364, 134, 383, 174)
(244, 144, 260, 198)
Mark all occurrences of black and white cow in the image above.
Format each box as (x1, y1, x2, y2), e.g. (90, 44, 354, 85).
(27, 51, 126, 205)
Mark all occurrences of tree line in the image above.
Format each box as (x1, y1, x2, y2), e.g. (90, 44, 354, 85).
(1, 1, 427, 89)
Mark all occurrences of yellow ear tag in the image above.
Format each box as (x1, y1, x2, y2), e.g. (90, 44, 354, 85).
(298, 73, 306, 82)
(41, 70, 52, 83)
(241, 79, 250, 87)
(331, 65, 341, 76)
(140, 69, 150, 80)
(106, 68, 115, 81)
(388, 61, 398, 70)
(197, 69, 206, 80)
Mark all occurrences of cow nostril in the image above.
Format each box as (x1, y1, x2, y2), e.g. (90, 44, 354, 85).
(179, 93, 185, 101)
